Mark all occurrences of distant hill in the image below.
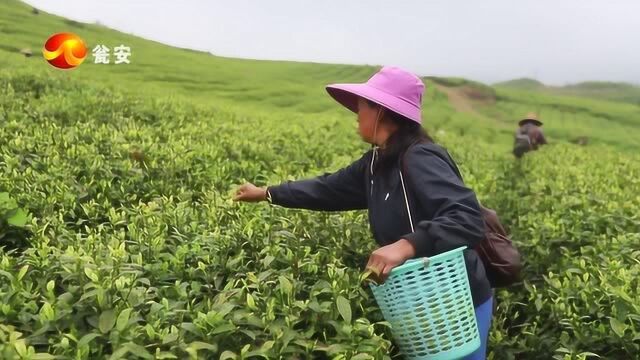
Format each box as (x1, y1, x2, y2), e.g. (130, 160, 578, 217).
(495, 78, 545, 90)
(424, 76, 496, 103)
(496, 78, 640, 105)
(560, 81, 640, 104)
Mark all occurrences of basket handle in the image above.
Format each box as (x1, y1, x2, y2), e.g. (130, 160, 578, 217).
(405, 257, 430, 269)
(363, 257, 431, 286)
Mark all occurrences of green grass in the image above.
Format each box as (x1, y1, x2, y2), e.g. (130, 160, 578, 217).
(561, 81, 640, 105)
(497, 78, 640, 105)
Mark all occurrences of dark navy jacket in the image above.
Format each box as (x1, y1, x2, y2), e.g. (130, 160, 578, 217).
(268, 142, 492, 306)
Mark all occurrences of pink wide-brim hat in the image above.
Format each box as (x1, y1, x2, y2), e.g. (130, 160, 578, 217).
(325, 66, 425, 124)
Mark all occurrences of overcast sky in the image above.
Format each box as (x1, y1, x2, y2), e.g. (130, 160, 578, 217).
(24, 0, 640, 85)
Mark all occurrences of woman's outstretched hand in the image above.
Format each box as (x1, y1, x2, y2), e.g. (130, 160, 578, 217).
(365, 239, 416, 284)
(233, 183, 268, 202)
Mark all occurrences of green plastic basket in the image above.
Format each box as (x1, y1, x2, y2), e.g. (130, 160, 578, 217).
(369, 246, 480, 360)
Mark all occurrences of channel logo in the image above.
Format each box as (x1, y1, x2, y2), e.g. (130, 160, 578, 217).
(42, 32, 88, 69)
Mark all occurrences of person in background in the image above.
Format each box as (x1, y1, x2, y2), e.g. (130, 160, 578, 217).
(513, 112, 547, 158)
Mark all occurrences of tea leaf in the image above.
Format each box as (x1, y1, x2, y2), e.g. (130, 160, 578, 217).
(84, 268, 99, 282)
(99, 309, 116, 334)
(187, 341, 217, 352)
(6, 208, 28, 227)
(211, 323, 235, 335)
(17, 265, 29, 281)
(220, 350, 237, 360)
(116, 308, 132, 332)
(31, 354, 56, 360)
(610, 318, 627, 337)
(123, 343, 153, 359)
(77, 333, 101, 347)
(336, 296, 352, 323)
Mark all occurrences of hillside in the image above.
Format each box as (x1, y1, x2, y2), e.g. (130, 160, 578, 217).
(494, 78, 545, 90)
(497, 78, 640, 105)
(3, 0, 640, 152)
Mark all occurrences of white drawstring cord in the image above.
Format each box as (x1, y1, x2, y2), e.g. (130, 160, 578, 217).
(399, 169, 415, 232)
(369, 147, 376, 197)
(370, 146, 377, 176)
(369, 108, 383, 196)
(367, 106, 415, 233)
(370, 108, 382, 175)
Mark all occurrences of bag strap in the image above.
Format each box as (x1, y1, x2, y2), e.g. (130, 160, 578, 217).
(399, 144, 464, 185)
(398, 144, 463, 234)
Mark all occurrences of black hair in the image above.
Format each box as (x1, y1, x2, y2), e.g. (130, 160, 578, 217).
(366, 99, 433, 174)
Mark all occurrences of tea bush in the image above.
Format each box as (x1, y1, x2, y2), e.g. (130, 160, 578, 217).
(1, 71, 638, 359)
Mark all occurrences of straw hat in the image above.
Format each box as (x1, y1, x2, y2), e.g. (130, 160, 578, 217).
(518, 112, 543, 127)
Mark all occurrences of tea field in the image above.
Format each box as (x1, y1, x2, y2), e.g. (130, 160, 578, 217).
(1, 0, 639, 359)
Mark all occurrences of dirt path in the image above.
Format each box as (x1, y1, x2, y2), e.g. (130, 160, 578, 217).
(434, 84, 480, 115)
